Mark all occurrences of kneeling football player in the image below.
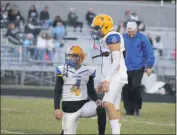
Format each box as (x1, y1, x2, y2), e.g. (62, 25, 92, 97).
(54, 45, 106, 134)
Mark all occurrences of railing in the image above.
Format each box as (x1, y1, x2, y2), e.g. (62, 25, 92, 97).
(1, 43, 175, 64)
(1, 23, 176, 88)
(1, 43, 175, 87)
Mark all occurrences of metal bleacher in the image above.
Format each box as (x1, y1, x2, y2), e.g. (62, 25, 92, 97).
(1, 25, 176, 89)
(0, 26, 96, 86)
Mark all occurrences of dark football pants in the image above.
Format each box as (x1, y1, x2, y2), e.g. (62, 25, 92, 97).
(122, 67, 145, 114)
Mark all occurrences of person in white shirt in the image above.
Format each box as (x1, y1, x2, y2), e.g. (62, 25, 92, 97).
(154, 36, 163, 57)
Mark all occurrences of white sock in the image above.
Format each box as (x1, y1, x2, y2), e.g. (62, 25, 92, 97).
(110, 119, 121, 134)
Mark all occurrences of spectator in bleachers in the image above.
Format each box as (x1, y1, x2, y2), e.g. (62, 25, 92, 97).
(130, 12, 138, 22)
(5, 23, 20, 44)
(25, 17, 41, 38)
(40, 6, 51, 30)
(124, 9, 131, 22)
(154, 36, 163, 57)
(123, 12, 146, 32)
(85, 8, 96, 27)
(1, 2, 11, 13)
(45, 32, 55, 64)
(34, 31, 54, 63)
(130, 12, 146, 31)
(1, 10, 9, 22)
(22, 33, 34, 60)
(53, 15, 65, 28)
(52, 21, 65, 47)
(34, 31, 47, 61)
(1, 2, 5, 12)
(67, 8, 83, 32)
(53, 15, 67, 35)
(5, 23, 22, 56)
(116, 21, 126, 34)
(40, 6, 49, 22)
(28, 5, 38, 22)
(8, 7, 25, 28)
(1, 10, 9, 28)
(117, 10, 130, 34)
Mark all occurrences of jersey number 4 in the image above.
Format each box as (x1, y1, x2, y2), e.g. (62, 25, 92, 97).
(71, 80, 81, 96)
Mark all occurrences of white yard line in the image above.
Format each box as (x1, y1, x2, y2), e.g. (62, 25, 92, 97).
(1, 129, 25, 134)
(91, 116, 175, 127)
(1, 108, 41, 115)
(1, 129, 40, 134)
(1, 108, 17, 111)
(1, 95, 52, 100)
(1, 108, 32, 113)
(122, 119, 175, 127)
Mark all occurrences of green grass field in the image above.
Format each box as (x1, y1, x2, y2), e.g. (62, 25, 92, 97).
(1, 96, 176, 134)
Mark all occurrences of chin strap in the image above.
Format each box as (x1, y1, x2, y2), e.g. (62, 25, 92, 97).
(64, 53, 68, 77)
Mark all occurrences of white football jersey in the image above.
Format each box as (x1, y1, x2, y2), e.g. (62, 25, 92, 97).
(55, 65, 96, 101)
(100, 31, 128, 83)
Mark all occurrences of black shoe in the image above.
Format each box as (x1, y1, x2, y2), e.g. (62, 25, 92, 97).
(125, 112, 134, 115)
(134, 109, 140, 116)
(60, 130, 64, 135)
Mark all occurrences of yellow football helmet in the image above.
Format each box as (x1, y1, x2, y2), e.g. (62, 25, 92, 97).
(66, 45, 86, 67)
(91, 14, 114, 37)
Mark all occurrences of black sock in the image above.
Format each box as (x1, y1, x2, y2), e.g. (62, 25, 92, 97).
(96, 106, 106, 135)
(60, 129, 64, 135)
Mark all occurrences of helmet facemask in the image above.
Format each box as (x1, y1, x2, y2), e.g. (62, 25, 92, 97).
(91, 25, 104, 40)
(65, 53, 81, 68)
(65, 45, 85, 69)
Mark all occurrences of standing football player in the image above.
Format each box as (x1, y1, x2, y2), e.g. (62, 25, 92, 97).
(91, 14, 128, 134)
(54, 45, 106, 134)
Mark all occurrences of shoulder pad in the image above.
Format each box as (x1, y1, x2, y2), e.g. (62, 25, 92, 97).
(55, 65, 64, 76)
(106, 33, 121, 45)
(90, 69, 96, 78)
(87, 66, 96, 78)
